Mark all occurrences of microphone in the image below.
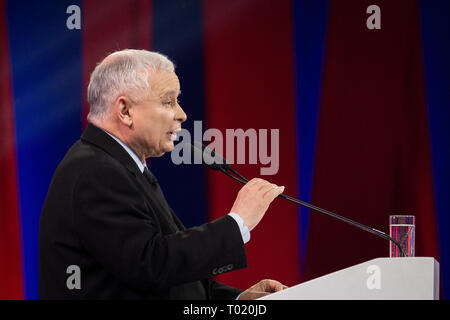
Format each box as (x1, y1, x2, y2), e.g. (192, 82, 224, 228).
(189, 142, 406, 257)
(191, 141, 230, 171)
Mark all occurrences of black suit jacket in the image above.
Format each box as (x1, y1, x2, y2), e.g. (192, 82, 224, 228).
(39, 123, 247, 299)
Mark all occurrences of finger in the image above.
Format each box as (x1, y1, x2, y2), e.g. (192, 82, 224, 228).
(263, 280, 286, 292)
(263, 186, 285, 201)
(247, 178, 275, 191)
(260, 183, 281, 197)
(238, 290, 270, 300)
(273, 282, 288, 291)
(256, 180, 273, 191)
(244, 178, 264, 189)
(259, 183, 278, 194)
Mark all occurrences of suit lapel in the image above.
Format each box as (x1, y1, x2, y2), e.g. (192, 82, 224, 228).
(133, 171, 179, 232)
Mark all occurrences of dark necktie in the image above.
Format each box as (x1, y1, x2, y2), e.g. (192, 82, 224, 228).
(143, 167, 158, 186)
(142, 167, 178, 228)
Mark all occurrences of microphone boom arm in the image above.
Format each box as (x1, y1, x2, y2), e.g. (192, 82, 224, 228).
(189, 141, 406, 257)
(221, 166, 406, 257)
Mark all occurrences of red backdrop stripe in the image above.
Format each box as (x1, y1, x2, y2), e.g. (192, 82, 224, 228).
(82, 0, 152, 128)
(203, 0, 301, 289)
(304, 0, 439, 281)
(0, 0, 24, 300)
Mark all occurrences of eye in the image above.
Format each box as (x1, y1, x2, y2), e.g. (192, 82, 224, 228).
(163, 98, 180, 107)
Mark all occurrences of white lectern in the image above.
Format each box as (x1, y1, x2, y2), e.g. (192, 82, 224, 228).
(259, 257, 439, 300)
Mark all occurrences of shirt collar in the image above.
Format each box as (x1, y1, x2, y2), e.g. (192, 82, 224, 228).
(102, 130, 146, 173)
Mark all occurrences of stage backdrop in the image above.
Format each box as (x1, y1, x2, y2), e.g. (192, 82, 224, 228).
(1, 0, 449, 299)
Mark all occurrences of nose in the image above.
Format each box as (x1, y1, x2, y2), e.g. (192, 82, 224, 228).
(175, 102, 187, 123)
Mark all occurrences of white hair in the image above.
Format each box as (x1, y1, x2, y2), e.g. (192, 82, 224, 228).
(87, 49, 175, 122)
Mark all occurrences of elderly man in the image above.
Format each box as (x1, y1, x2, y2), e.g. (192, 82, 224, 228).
(39, 49, 286, 299)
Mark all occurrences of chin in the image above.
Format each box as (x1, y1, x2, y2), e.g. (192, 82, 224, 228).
(152, 145, 174, 158)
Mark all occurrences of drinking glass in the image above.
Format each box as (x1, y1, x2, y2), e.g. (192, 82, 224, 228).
(389, 215, 415, 257)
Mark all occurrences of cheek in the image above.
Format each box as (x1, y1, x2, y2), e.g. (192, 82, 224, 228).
(137, 109, 175, 146)
(159, 111, 176, 131)
(135, 117, 157, 143)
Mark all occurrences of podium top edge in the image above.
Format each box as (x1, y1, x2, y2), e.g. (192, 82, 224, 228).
(370, 256, 439, 264)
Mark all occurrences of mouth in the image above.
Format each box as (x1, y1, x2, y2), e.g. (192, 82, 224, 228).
(167, 128, 181, 141)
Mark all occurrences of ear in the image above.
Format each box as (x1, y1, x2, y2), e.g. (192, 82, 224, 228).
(115, 96, 133, 128)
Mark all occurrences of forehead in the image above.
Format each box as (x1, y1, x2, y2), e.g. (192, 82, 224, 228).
(149, 70, 180, 98)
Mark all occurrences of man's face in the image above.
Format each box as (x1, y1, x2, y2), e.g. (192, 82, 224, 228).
(130, 70, 187, 158)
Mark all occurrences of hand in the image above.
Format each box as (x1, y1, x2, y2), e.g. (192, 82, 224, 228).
(230, 178, 284, 231)
(238, 279, 288, 300)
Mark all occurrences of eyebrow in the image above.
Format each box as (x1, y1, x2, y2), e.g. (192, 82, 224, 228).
(161, 90, 181, 99)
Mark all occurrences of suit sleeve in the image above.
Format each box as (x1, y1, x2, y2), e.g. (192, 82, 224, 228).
(72, 164, 247, 293)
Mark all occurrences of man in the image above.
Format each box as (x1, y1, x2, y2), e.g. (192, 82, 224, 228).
(39, 49, 286, 299)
